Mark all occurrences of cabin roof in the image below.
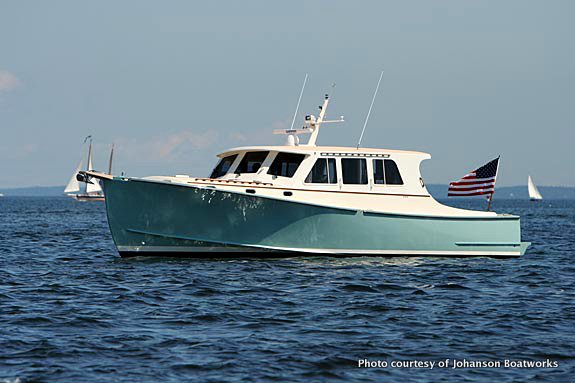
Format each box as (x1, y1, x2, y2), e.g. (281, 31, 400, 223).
(217, 145, 431, 158)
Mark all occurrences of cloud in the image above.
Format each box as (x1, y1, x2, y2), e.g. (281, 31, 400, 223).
(227, 118, 291, 146)
(229, 132, 248, 143)
(117, 120, 288, 165)
(272, 119, 290, 130)
(155, 130, 219, 158)
(22, 143, 39, 154)
(118, 129, 220, 161)
(0, 70, 20, 92)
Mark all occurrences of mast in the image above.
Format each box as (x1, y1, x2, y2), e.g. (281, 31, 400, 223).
(486, 155, 500, 211)
(307, 94, 330, 146)
(108, 144, 115, 175)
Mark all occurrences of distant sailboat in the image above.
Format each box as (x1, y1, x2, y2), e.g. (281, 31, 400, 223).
(528, 175, 543, 201)
(64, 137, 113, 201)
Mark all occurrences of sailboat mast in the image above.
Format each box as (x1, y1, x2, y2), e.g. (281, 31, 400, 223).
(108, 144, 114, 175)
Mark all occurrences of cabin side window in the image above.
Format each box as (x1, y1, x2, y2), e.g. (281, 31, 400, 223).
(268, 153, 306, 178)
(373, 159, 385, 184)
(234, 151, 269, 174)
(305, 158, 337, 184)
(210, 154, 238, 178)
(372, 159, 404, 185)
(342, 158, 368, 185)
(384, 160, 403, 185)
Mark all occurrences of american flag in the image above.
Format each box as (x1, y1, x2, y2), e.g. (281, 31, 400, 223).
(448, 157, 500, 198)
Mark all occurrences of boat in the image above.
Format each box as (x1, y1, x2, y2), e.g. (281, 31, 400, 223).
(65, 138, 114, 201)
(81, 93, 530, 258)
(527, 175, 543, 201)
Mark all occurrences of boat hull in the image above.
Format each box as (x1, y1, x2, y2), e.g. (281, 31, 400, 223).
(99, 177, 529, 258)
(67, 193, 105, 202)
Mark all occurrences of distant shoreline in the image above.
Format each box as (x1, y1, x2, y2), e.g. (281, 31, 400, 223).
(1, 184, 575, 199)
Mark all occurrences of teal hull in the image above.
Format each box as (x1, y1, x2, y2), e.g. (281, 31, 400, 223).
(101, 177, 529, 257)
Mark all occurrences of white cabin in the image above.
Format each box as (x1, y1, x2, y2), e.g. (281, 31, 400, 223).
(211, 145, 428, 196)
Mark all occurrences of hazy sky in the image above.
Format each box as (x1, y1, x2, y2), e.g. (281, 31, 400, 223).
(1, 1, 574, 188)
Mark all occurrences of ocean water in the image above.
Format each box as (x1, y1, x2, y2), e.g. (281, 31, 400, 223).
(0, 197, 573, 382)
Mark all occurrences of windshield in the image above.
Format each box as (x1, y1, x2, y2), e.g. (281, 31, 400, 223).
(210, 154, 237, 178)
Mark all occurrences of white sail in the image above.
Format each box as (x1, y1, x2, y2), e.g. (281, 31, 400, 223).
(85, 141, 102, 193)
(528, 175, 543, 200)
(87, 148, 94, 171)
(64, 161, 83, 193)
(86, 178, 103, 194)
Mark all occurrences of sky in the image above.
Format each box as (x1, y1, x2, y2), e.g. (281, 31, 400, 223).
(1, 0, 574, 188)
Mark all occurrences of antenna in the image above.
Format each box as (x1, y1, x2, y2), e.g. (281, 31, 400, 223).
(357, 70, 384, 149)
(290, 74, 308, 131)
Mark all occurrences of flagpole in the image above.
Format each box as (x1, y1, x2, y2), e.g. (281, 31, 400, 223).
(487, 155, 501, 211)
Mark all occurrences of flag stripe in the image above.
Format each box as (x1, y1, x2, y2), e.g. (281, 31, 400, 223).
(449, 181, 495, 189)
(449, 184, 495, 190)
(449, 177, 496, 186)
(448, 186, 495, 192)
(448, 190, 494, 195)
(448, 190, 494, 197)
(449, 185, 495, 191)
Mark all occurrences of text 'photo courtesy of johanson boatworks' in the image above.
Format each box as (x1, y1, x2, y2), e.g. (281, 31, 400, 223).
(1, 2, 574, 383)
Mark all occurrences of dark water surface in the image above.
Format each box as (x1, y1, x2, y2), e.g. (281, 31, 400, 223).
(0, 197, 573, 382)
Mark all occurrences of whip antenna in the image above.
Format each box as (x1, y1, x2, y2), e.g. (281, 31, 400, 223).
(357, 70, 384, 149)
(290, 74, 308, 130)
